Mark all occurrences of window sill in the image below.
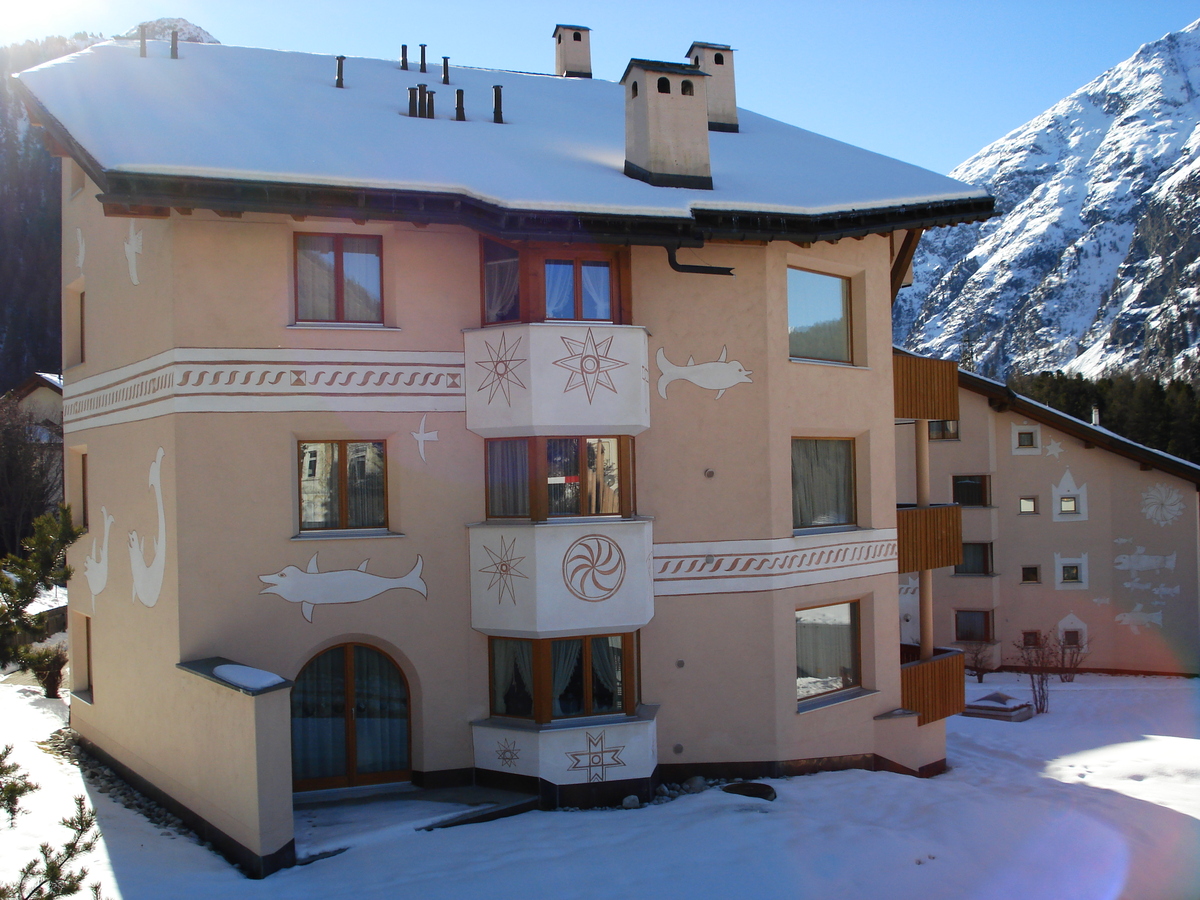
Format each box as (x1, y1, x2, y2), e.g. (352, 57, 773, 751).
(792, 523, 858, 537)
(1019, 581, 1041, 585)
(796, 687, 876, 714)
(787, 356, 864, 370)
(958, 505, 997, 510)
(70, 688, 94, 705)
(287, 323, 400, 331)
(951, 572, 999, 578)
(292, 529, 405, 541)
(470, 515, 653, 528)
(474, 704, 658, 732)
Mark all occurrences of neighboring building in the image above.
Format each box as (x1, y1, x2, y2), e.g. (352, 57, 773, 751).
(898, 366, 1200, 677)
(11, 371, 64, 505)
(18, 29, 992, 876)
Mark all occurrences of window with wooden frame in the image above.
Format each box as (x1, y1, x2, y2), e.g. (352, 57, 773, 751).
(298, 441, 387, 530)
(295, 233, 383, 323)
(928, 420, 959, 441)
(485, 436, 634, 520)
(1019, 496, 1038, 515)
(479, 237, 630, 326)
(787, 267, 851, 363)
(1021, 565, 1040, 583)
(955, 542, 993, 575)
(952, 475, 990, 507)
(791, 438, 855, 530)
(955, 609, 992, 642)
(489, 633, 638, 723)
(795, 601, 861, 702)
(1021, 630, 1042, 648)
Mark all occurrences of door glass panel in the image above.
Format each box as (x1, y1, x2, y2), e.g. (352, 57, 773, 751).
(545, 260, 575, 319)
(291, 646, 347, 781)
(581, 261, 611, 320)
(354, 646, 409, 774)
(547, 439, 580, 515)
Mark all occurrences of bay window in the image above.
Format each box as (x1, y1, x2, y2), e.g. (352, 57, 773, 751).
(490, 633, 636, 722)
(485, 436, 633, 520)
(791, 438, 855, 530)
(295, 233, 383, 323)
(795, 601, 861, 702)
(480, 238, 626, 325)
(299, 440, 386, 530)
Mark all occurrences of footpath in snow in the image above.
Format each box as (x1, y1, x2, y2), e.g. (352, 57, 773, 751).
(1, 673, 1198, 899)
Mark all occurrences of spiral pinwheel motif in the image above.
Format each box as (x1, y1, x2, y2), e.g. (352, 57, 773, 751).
(562, 534, 626, 602)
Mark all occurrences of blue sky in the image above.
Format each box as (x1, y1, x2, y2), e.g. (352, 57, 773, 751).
(5, 1, 1198, 174)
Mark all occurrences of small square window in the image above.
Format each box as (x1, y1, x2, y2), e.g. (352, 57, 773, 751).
(1021, 566, 1040, 583)
(929, 420, 959, 441)
(1063, 630, 1082, 648)
(955, 610, 991, 642)
(1019, 497, 1038, 515)
(1061, 564, 1081, 583)
(1059, 496, 1078, 514)
(952, 475, 989, 507)
(1022, 630, 1041, 648)
(1017, 431, 1036, 448)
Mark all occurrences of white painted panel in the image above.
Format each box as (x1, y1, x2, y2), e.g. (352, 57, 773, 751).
(472, 716, 657, 783)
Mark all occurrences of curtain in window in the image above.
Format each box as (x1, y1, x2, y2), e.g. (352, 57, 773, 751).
(346, 442, 385, 528)
(547, 439, 580, 515)
(956, 544, 991, 575)
(551, 638, 583, 716)
(484, 241, 520, 323)
(487, 440, 529, 516)
(581, 262, 611, 320)
(341, 236, 382, 322)
(291, 647, 346, 781)
(585, 438, 620, 514)
(791, 439, 853, 528)
(300, 442, 339, 529)
(297, 235, 336, 320)
(545, 261, 575, 319)
(590, 636, 623, 713)
(353, 646, 409, 774)
(491, 638, 534, 716)
(795, 604, 859, 700)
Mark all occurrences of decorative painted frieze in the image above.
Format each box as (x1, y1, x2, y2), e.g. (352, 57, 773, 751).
(63, 348, 466, 431)
(471, 713, 657, 784)
(463, 323, 650, 438)
(652, 528, 898, 596)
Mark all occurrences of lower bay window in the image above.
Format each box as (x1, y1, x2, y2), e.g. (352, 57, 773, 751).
(299, 440, 386, 531)
(795, 601, 861, 702)
(486, 436, 634, 520)
(489, 633, 637, 723)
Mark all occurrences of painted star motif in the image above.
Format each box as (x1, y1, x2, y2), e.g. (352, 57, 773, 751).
(565, 731, 626, 783)
(475, 333, 527, 406)
(495, 739, 521, 769)
(1045, 439, 1064, 459)
(552, 328, 627, 403)
(479, 536, 528, 604)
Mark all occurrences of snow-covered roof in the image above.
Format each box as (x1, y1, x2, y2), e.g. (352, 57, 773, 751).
(16, 40, 991, 231)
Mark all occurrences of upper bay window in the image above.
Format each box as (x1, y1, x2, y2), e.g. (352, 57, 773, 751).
(787, 268, 851, 363)
(486, 436, 632, 520)
(481, 238, 625, 326)
(299, 440, 386, 531)
(295, 234, 383, 323)
(791, 438, 855, 530)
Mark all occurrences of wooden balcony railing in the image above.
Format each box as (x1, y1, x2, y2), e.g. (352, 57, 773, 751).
(900, 645, 965, 726)
(896, 503, 962, 573)
(894, 351, 959, 421)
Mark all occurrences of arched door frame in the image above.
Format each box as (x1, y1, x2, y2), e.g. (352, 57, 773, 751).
(291, 641, 412, 792)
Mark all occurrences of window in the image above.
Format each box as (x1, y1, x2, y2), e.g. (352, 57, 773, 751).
(791, 439, 854, 530)
(295, 233, 383, 323)
(1017, 431, 1035, 447)
(787, 268, 851, 363)
(480, 240, 624, 325)
(485, 436, 632, 520)
(795, 601, 860, 702)
(489, 633, 637, 722)
(657, 76, 670, 93)
(1054, 552, 1088, 590)
(1019, 497, 1038, 515)
(714, 52, 725, 65)
(955, 542, 993, 575)
(1061, 564, 1081, 583)
(299, 441, 386, 530)
(1063, 630, 1082, 648)
(1022, 630, 1042, 648)
(929, 420, 959, 441)
(1059, 496, 1079, 515)
(1021, 566, 1040, 583)
(681, 80, 694, 96)
(955, 610, 992, 642)
(952, 475, 989, 507)
(1012, 424, 1041, 455)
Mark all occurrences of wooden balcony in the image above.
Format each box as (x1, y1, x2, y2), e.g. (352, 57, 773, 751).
(900, 645, 965, 726)
(894, 351, 959, 421)
(896, 503, 962, 573)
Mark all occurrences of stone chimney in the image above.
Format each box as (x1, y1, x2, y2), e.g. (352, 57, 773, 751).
(554, 25, 592, 78)
(620, 60, 712, 190)
(686, 42, 737, 132)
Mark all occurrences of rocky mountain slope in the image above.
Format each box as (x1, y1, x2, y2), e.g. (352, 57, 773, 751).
(894, 19, 1200, 382)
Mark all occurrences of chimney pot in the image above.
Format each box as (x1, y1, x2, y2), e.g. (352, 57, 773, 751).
(553, 24, 592, 78)
(418, 83, 427, 117)
(685, 42, 738, 132)
(455, 89, 465, 121)
(408, 87, 418, 117)
(335, 55, 346, 88)
(427, 90, 435, 118)
(620, 59, 712, 189)
(401, 44, 408, 70)
(442, 56, 450, 85)
(419, 43, 427, 73)
(493, 85, 504, 124)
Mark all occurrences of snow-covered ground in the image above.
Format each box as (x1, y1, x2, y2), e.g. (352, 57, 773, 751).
(2, 674, 1198, 899)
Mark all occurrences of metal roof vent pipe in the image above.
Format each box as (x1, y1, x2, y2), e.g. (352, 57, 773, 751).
(686, 42, 737, 132)
(420, 43, 427, 73)
(401, 44, 408, 70)
(620, 59, 712, 189)
(455, 89, 465, 121)
(336, 55, 346, 88)
(553, 25, 592, 78)
(139, 24, 146, 57)
(171, 30, 178, 59)
(493, 85, 504, 123)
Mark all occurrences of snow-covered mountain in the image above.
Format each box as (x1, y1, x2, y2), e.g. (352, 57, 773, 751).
(895, 19, 1200, 382)
(117, 19, 219, 44)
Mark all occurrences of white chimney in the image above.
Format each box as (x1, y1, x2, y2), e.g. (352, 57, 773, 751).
(686, 41, 737, 132)
(620, 59, 712, 189)
(553, 25, 591, 78)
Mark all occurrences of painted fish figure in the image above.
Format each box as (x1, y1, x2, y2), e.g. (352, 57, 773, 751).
(1123, 579, 1151, 592)
(1114, 549, 1176, 574)
(1153, 584, 1181, 598)
(129, 448, 166, 608)
(1115, 603, 1163, 634)
(259, 554, 427, 622)
(656, 346, 752, 400)
(83, 506, 115, 608)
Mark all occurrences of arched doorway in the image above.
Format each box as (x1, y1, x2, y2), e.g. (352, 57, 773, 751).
(291, 643, 411, 791)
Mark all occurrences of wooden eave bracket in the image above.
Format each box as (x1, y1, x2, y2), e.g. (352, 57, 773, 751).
(890, 228, 923, 302)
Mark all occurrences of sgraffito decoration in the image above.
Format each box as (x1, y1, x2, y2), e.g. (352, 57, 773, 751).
(495, 739, 520, 769)
(478, 536, 527, 605)
(656, 346, 752, 400)
(83, 507, 116, 610)
(552, 328, 627, 403)
(1142, 483, 1184, 528)
(562, 534, 626, 602)
(565, 731, 625, 782)
(475, 333, 527, 405)
(259, 554, 427, 623)
(129, 448, 166, 608)
(1115, 603, 1163, 635)
(124, 220, 142, 286)
(411, 413, 439, 462)
(75, 228, 85, 271)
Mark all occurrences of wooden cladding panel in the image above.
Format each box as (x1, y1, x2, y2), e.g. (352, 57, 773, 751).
(901, 649, 966, 726)
(894, 352, 959, 421)
(897, 504, 962, 573)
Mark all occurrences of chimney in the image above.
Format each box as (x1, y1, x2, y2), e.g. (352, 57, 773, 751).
(620, 60, 712, 190)
(553, 25, 592, 78)
(686, 42, 737, 132)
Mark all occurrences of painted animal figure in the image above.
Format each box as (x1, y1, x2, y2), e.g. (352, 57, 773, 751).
(124, 220, 142, 286)
(1153, 584, 1181, 598)
(1115, 603, 1163, 634)
(1115, 549, 1177, 574)
(259, 554, 427, 622)
(82, 507, 115, 609)
(129, 448, 166, 608)
(656, 346, 752, 400)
